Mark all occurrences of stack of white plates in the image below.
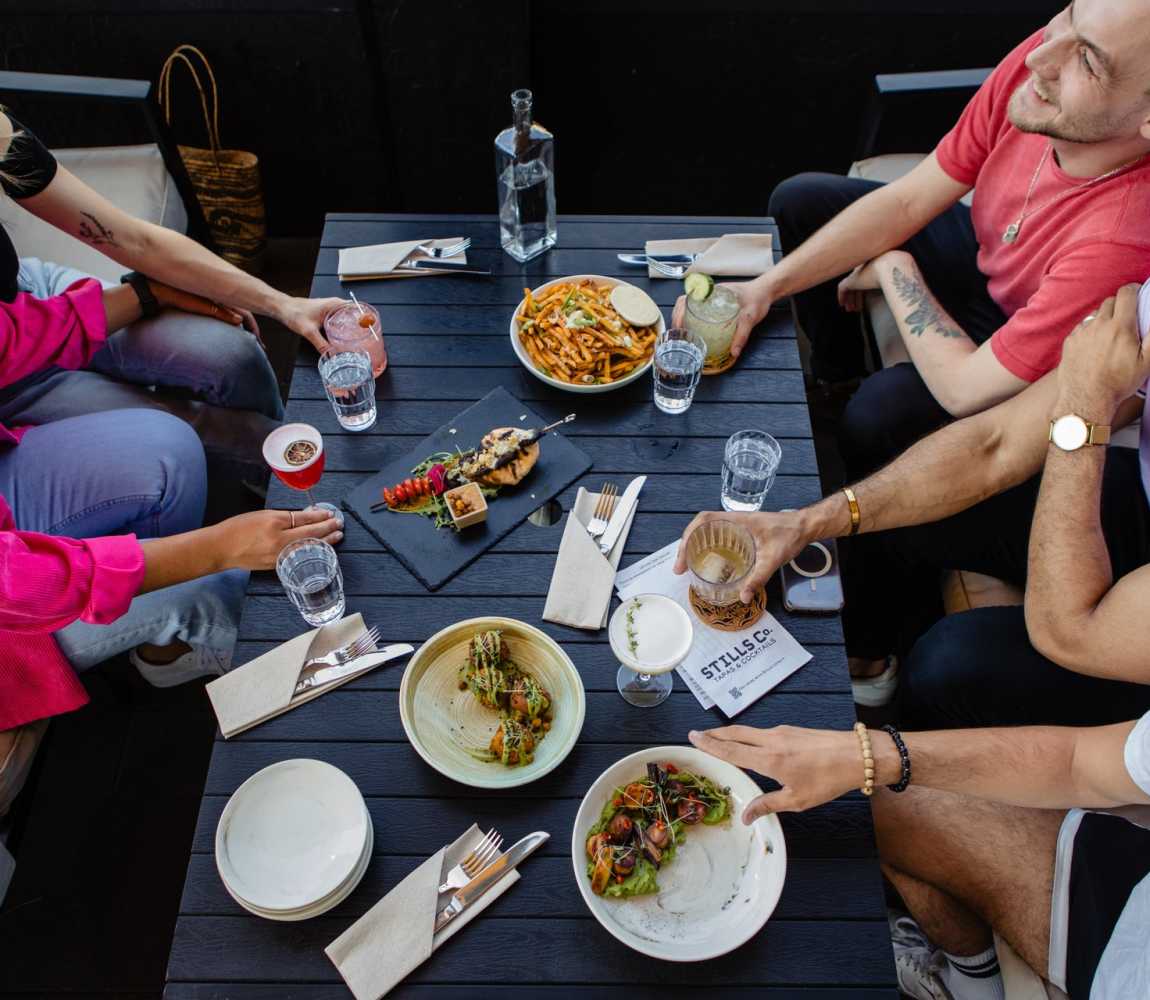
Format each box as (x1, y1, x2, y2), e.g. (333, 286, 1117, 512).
(215, 759, 373, 922)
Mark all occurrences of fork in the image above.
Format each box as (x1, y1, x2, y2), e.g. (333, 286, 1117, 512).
(438, 829, 503, 894)
(416, 237, 471, 259)
(648, 258, 690, 279)
(586, 482, 619, 543)
(299, 626, 381, 675)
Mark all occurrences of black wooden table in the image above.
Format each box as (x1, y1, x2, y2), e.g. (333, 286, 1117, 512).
(165, 214, 897, 998)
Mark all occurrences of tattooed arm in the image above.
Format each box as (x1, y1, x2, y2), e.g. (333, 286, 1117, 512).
(842, 250, 1026, 417)
(12, 163, 342, 351)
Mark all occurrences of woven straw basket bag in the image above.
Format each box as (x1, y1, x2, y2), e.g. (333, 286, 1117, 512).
(158, 45, 266, 271)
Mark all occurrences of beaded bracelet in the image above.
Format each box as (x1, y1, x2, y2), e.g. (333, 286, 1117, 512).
(882, 725, 912, 793)
(853, 722, 875, 796)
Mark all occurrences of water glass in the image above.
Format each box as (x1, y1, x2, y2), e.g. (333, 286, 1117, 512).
(652, 327, 706, 414)
(319, 350, 376, 431)
(721, 430, 782, 512)
(276, 539, 345, 627)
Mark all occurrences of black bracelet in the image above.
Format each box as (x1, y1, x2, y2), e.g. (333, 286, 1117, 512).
(882, 724, 911, 793)
(120, 271, 160, 319)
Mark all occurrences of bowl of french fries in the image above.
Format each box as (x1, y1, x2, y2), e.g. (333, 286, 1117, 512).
(510, 275, 664, 393)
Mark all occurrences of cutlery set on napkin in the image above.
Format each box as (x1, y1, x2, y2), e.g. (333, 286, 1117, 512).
(337, 236, 490, 280)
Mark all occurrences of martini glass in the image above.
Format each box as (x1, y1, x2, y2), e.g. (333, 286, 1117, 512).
(608, 593, 694, 708)
(262, 422, 344, 529)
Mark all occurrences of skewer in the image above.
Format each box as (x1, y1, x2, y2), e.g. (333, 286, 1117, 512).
(349, 290, 367, 316)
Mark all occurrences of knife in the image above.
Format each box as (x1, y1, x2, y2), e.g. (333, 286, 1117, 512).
(293, 643, 414, 696)
(598, 475, 646, 556)
(401, 260, 492, 276)
(617, 253, 700, 266)
(434, 830, 549, 933)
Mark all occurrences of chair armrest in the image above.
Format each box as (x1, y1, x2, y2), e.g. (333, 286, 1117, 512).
(0, 70, 150, 103)
(856, 67, 993, 162)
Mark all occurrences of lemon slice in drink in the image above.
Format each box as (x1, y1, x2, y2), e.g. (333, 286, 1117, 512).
(684, 272, 714, 302)
(609, 284, 661, 328)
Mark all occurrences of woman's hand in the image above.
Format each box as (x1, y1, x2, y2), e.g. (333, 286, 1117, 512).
(210, 508, 343, 572)
(689, 725, 869, 822)
(278, 296, 349, 353)
(673, 510, 813, 603)
(671, 279, 774, 360)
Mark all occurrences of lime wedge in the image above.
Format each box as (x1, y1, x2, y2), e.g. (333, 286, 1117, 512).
(684, 273, 714, 302)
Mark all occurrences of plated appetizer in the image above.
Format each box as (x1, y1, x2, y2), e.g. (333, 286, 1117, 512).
(369, 415, 573, 530)
(458, 629, 554, 767)
(584, 761, 730, 897)
(515, 279, 658, 386)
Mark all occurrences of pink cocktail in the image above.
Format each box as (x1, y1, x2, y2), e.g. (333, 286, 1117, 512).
(324, 302, 386, 376)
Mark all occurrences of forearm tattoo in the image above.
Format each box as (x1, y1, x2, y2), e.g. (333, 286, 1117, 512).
(891, 266, 964, 339)
(78, 211, 120, 248)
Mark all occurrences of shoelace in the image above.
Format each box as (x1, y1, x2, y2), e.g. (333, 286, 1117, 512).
(895, 950, 954, 1000)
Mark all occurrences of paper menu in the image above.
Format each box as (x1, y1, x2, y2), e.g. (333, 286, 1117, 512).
(615, 543, 812, 717)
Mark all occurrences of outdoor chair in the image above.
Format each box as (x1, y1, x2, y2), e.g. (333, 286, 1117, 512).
(0, 69, 208, 902)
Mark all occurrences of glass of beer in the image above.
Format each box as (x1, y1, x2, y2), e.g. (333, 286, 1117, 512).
(685, 519, 756, 607)
(262, 422, 344, 528)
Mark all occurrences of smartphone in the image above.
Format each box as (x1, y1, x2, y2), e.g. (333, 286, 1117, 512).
(779, 538, 844, 613)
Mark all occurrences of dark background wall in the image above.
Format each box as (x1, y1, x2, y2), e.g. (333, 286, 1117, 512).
(2, 0, 1062, 236)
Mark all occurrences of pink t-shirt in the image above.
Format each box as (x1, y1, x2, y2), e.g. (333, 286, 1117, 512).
(935, 30, 1150, 382)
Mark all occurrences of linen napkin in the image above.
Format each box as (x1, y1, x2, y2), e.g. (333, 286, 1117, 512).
(645, 232, 774, 279)
(542, 481, 641, 630)
(206, 613, 404, 738)
(325, 824, 520, 1000)
(338, 237, 469, 281)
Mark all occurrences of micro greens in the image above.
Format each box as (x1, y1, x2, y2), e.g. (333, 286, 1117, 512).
(625, 598, 642, 657)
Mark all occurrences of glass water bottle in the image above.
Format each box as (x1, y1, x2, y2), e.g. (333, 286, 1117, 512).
(495, 88, 557, 262)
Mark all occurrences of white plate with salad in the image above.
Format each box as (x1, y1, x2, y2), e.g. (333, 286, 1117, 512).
(571, 745, 787, 961)
(510, 274, 664, 393)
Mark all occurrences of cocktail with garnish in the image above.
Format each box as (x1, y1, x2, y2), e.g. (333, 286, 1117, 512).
(683, 274, 739, 372)
(324, 301, 386, 377)
(262, 422, 344, 528)
(608, 594, 693, 708)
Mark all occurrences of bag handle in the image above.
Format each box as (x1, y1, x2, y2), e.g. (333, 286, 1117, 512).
(158, 44, 222, 170)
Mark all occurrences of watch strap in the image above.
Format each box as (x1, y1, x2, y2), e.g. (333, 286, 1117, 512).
(120, 271, 159, 319)
(1088, 423, 1111, 446)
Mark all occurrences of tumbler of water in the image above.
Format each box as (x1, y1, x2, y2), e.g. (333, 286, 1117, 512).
(319, 350, 376, 431)
(652, 327, 706, 414)
(276, 539, 345, 627)
(721, 430, 782, 512)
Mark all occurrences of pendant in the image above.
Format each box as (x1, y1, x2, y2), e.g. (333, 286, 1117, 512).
(1002, 221, 1021, 244)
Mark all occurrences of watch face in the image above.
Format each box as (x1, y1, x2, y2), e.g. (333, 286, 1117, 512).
(1052, 414, 1089, 450)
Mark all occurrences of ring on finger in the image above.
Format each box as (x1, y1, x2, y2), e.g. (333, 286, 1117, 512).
(1082, 313, 1098, 325)
(289, 511, 296, 529)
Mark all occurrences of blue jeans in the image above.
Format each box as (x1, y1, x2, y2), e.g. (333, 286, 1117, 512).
(0, 408, 246, 671)
(0, 258, 285, 479)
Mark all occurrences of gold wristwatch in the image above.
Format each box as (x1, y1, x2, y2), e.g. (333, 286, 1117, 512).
(1049, 414, 1110, 451)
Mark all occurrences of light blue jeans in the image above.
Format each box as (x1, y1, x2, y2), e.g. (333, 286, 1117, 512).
(1, 257, 285, 479)
(0, 407, 247, 671)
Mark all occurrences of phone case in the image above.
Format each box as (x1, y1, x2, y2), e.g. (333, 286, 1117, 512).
(779, 538, 844, 613)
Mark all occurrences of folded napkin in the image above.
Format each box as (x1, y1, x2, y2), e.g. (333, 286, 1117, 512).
(645, 233, 774, 279)
(542, 481, 641, 630)
(338, 237, 469, 281)
(326, 824, 519, 1000)
(206, 613, 401, 738)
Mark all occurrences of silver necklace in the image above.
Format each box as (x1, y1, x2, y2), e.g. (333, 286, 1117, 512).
(1002, 145, 1148, 245)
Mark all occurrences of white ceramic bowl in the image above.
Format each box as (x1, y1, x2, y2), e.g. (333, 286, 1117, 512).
(400, 616, 585, 789)
(215, 759, 369, 912)
(571, 745, 787, 961)
(509, 274, 665, 394)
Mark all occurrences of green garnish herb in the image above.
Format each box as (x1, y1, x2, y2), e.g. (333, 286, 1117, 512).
(625, 598, 642, 657)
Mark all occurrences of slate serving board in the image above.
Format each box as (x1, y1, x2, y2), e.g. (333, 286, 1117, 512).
(343, 387, 592, 591)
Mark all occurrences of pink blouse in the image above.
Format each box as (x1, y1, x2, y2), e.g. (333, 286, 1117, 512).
(0, 280, 147, 729)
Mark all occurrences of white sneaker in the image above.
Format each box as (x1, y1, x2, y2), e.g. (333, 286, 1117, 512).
(889, 910, 931, 951)
(895, 944, 954, 1000)
(851, 655, 899, 707)
(129, 645, 231, 688)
